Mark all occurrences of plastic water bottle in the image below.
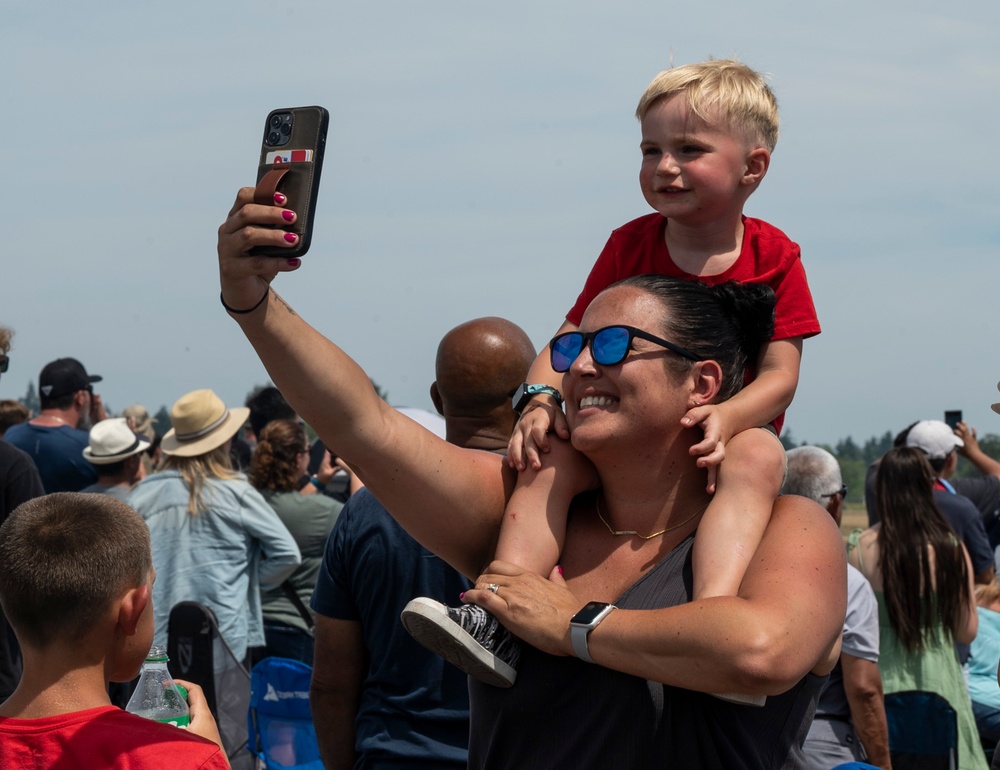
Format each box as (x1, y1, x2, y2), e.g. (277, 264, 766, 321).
(125, 645, 191, 728)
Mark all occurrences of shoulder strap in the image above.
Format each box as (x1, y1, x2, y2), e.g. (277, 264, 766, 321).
(846, 529, 868, 578)
(281, 581, 315, 633)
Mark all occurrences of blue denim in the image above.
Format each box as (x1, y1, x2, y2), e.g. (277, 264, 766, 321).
(261, 621, 314, 666)
(973, 700, 1000, 745)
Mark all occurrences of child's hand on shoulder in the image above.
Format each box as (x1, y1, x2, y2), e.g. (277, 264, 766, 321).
(507, 401, 570, 472)
(681, 405, 734, 494)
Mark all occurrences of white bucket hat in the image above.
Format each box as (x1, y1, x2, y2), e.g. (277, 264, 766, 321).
(160, 389, 249, 458)
(83, 417, 151, 465)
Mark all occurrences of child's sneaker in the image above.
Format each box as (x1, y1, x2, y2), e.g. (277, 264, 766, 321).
(401, 597, 521, 688)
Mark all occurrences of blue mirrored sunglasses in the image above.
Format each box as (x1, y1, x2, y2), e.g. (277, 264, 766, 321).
(549, 325, 703, 373)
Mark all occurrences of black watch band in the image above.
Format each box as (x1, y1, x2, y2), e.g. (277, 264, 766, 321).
(513, 383, 564, 415)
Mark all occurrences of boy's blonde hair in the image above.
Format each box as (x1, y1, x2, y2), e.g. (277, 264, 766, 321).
(0, 493, 152, 648)
(636, 59, 780, 152)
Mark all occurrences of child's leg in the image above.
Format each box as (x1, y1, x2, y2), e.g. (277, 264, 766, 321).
(692, 427, 786, 600)
(692, 427, 785, 706)
(402, 440, 588, 688)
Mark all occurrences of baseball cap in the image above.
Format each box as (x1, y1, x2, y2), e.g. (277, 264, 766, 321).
(38, 358, 102, 400)
(905, 420, 963, 460)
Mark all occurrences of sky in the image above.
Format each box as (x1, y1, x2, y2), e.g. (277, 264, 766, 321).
(2, 1, 999, 447)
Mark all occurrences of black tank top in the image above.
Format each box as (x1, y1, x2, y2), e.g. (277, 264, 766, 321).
(468, 533, 824, 769)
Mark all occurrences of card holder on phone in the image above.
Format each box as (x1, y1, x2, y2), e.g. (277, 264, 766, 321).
(253, 160, 318, 245)
(250, 106, 328, 259)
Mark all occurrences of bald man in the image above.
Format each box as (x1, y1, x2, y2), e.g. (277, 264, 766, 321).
(309, 317, 535, 770)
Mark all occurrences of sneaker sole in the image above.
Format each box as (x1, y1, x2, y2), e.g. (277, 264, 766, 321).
(401, 598, 517, 688)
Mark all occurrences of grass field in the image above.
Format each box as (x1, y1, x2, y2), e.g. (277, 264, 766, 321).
(841, 504, 869, 536)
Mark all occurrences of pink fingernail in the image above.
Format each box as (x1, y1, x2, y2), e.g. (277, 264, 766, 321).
(286, 258, 301, 267)
(274, 192, 287, 205)
(557, 566, 563, 575)
(281, 210, 295, 222)
(459, 592, 466, 600)
(283, 232, 298, 243)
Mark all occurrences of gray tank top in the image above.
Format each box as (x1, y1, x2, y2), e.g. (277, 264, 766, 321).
(468, 533, 824, 769)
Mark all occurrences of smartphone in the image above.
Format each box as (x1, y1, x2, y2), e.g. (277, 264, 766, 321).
(250, 106, 329, 259)
(944, 410, 962, 430)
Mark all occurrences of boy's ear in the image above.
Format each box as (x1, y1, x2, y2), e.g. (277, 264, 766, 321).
(117, 584, 150, 636)
(689, 360, 724, 406)
(742, 147, 770, 187)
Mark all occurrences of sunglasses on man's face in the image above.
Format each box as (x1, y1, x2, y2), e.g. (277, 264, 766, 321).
(549, 325, 703, 373)
(0, 355, 8, 374)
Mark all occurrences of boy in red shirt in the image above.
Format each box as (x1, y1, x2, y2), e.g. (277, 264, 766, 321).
(0, 493, 230, 769)
(404, 59, 820, 695)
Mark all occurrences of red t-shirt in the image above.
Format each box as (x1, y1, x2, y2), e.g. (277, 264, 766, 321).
(567, 213, 821, 341)
(0, 705, 229, 769)
(565, 214, 821, 434)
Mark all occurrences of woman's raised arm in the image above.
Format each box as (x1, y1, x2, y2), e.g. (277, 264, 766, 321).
(217, 188, 511, 578)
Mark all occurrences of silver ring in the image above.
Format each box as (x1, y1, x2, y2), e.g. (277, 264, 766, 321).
(487, 583, 500, 595)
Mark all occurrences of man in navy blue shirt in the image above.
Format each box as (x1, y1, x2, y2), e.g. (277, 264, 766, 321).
(4, 357, 105, 493)
(309, 317, 535, 769)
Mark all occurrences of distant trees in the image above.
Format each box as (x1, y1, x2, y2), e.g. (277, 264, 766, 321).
(781, 427, 999, 505)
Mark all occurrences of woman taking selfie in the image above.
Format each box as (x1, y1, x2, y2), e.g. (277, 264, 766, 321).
(215, 186, 845, 768)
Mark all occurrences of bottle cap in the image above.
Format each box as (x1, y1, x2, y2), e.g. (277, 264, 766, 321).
(144, 644, 169, 662)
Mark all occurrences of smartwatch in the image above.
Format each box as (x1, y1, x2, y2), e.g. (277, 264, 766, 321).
(513, 383, 564, 415)
(569, 601, 616, 663)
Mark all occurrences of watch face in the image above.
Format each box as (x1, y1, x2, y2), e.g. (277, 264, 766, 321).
(572, 601, 611, 625)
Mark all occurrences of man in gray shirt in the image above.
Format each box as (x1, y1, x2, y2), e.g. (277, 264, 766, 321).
(784, 445, 891, 770)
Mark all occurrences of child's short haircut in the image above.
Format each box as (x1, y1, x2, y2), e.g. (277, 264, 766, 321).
(0, 493, 152, 649)
(636, 59, 780, 153)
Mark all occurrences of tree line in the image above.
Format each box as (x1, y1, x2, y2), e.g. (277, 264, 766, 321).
(780, 428, 1000, 506)
(18, 378, 999, 509)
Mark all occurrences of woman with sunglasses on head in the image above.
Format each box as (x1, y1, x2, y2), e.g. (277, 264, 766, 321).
(217, 188, 845, 768)
(849, 447, 985, 769)
(249, 419, 342, 665)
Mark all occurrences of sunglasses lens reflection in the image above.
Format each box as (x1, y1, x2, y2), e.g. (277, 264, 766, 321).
(551, 334, 583, 373)
(592, 327, 630, 366)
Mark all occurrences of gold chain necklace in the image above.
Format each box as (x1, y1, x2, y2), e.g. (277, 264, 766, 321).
(596, 495, 707, 541)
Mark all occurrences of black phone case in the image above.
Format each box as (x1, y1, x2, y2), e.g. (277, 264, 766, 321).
(250, 106, 329, 258)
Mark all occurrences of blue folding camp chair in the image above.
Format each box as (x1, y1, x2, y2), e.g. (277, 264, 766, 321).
(248, 656, 324, 770)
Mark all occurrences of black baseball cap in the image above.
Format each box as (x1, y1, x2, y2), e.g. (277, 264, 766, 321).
(38, 358, 102, 400)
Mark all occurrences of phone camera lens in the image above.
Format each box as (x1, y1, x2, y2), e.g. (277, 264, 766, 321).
(280, 123, 291, 136)
(270, 115, 282, 129)
(267, 131, 281, 146)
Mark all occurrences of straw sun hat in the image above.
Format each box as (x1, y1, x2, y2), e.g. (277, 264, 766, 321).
(160, 389, 249, 458)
